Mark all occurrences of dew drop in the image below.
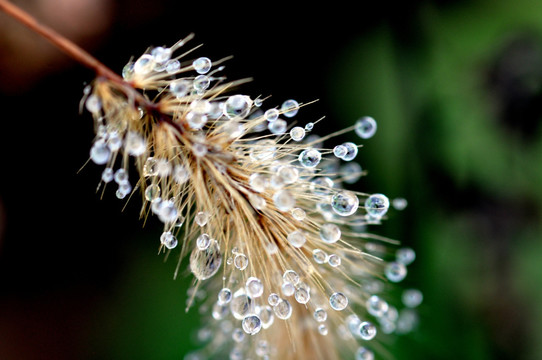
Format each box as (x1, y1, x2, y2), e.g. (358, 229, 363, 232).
(328, 254, 341, 267)
(133, 54, 154, 75)
(196, 233, 211, 250)
(212, 302, 229, 320)
(186, 112, 208, 129)
(218, 288, 232, 305)
(234, 253, 248, 270)
(173, 164, 190, 184)
(294, 287, 310, 304)
(318, 324, 328, 335)
(258, 305, 275, 329)
(355, 347, 375, 360)
(298, 148, 322, 168)
(246, 277, 264, 298)
(287, 230, 306, 248)
(193, 57, 212, 74)
(125, 131, 146, 156)
(170, 80, 191, 98)
(402, 289, 423, 308)
(101, 168, 114, 183)
(195, 211, 209, 227)
(189, 239, 222, 280)
(392, 197, 408, 211)
(281, 99, 299, 118)
(313, 249, 328, 264)
(365, 193, 389, 219)
(264, 108, 279, 122)
(230, 291, 253, 320)
(223, 95, 252, 119)
(331, 191, 359, 216)
(291, 208, 306, 221)
(333, 145, 347, 159)
(290, 126, 306, 141)
(144, 184, 161, 201)
(396, 247, 416, 265)
(277, 165, 299, 184)
(114, 168, 129, 184)
(281, 282, 295, 297)
(273, 189, 295, 212)
(366, 295, 388, 318)
(268, 118, 287, 134)
(193, 75, 210, 93)
(273, 299, 292, 320)
(359, 321, 377, 340)
(341, 162, 363, 184)
(355, 116, 377, 139)
(85, 94, 102, 114)
(314, 308, 327, 322)
(242, 315, 262, 335)
(282, 270, 300, 285)
(268, 293, 280, 306)
(160, 231, 178, 249)
(329, 292, 348, 311)
(320, 223, 341, 243)
(385, 261, 407, 283)
(90, 140, 111, 165)
(165, 59, 181, 74)
(232, 328, 245, 343)
(341, 142, 358, 161)
(151, 46, 172, 64)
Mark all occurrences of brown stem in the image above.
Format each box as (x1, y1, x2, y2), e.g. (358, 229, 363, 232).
(0, 0, 123, 82)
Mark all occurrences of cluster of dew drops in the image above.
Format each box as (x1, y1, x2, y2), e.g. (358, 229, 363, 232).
(83, 41, 422, 360)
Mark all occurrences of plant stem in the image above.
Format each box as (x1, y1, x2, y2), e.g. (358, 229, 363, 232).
(0, 0, 123, 82)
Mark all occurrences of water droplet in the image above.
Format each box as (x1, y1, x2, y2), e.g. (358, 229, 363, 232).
(230, 290, 253, 320)
(331, 191, 359, 216)
(242, 315, 262, 335)
(186, 112, 208, 129)
(329, 292, 348, 311)
(277, 165, 299, 184)
(223, 95, 252, 119)
(305, 122, 314, 131)
(192, 143, 208, 157)
(333, 145, 347, 159)
(160, 231, 178, 249)
(366, 295, 388, 318)
(396, 247, 416, 265)
(364, 194, 389, 219)
(290, 126, 306, 141)
(144, 184, 161, 201)
(341, 142, 358, 161)
(318, 324, 328, 335)
(281, 99, 299, 118)
(246, 277, 264, 298)
(355, 116, 377, 139)
(165, 59, 181, 74)
(273, 189, 295, 212)
(170, 80, 191, 98)
(157, 199, 178, 223)
(173, 164, 190, 184)
(281, 282, 295, 297)
(151, 46, 171, 64)
(313, 249, 328, 264)
(218, 287, 232, 305)
(298, 148, 322, 168)
(122, 61, 134, 80)
(133, 54, 154, 75)
(212, 302, 229, 320)
(294, 287, 310, 304)
(189, 239, 222, 280)
(268, 293, 280, 306)
(258, 306, 274, 329)
(282, 270, 299, 285)
(125, 131, 146, 156)
(341, 162, 363, 184)
(195, 211, 209, 227)
(114, 168, 129, 184)
(320, 223, 341, 243)
(287, 230, 306, 248)
(196, 233, 211, 250)
(359, 321, 377, 340)
(392, 197, 408, 210)
(314, 308, 327, 322)
(291, 208, 306, 221)
(90, 140, 110, 165)
(385, 261, 407, 283)
(268, 119, 287, 134)
(193, 75, 210, 93)
(101, 168, 114, 183)
(328, 254, 341, 267)
(193, 57, 212, 74)
(402, 289, 423, 308)
(264, 108, 279, 122)
(85, 94, 101, 114)
(355, 347, 375, 360)
(274, 299, 292, 319)
(234, 253, 248, 270)
(232, 328, 245, 343)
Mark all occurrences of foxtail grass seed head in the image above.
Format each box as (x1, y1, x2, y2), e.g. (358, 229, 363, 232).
(82, 35, 421, 360)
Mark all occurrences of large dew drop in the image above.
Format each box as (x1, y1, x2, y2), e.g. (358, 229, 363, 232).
(331, 191, 359, 216)
(189, 239, 222, 280)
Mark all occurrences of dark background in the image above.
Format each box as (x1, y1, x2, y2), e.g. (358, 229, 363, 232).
(1, 0, 542, 359)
